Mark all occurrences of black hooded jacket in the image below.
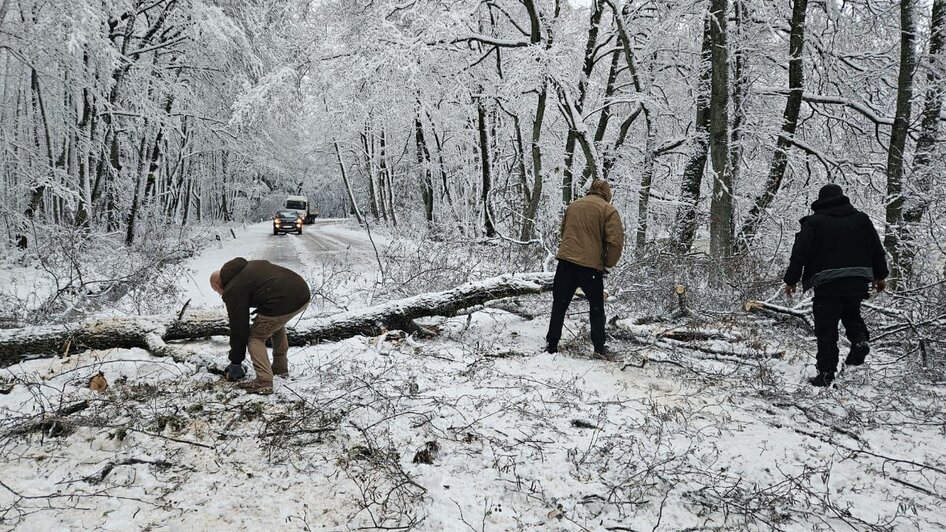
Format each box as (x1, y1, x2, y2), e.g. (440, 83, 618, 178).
(220, 258, 311, 364)
(783, 195, 889, 294)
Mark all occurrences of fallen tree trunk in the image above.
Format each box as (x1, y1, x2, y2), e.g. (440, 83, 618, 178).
(0, 273, 554, 366)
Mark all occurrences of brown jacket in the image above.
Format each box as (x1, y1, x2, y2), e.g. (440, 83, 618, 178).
(556, 180, 625, 270)
(220, 258, 311, 363)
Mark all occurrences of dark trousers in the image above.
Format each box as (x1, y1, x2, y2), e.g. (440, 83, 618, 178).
(812, 294, 869, 373)
(546, 260, 606, 352)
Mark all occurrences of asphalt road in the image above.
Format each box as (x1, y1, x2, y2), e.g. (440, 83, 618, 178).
(261, 218, 376, 271)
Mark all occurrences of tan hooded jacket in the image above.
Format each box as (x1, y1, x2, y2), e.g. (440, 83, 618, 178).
(556, 180, 625, 270)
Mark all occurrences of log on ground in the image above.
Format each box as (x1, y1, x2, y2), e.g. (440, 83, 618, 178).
(0, 273, 554, 366)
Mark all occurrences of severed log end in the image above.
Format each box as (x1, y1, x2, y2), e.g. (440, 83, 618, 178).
(744, 300, 763, 312)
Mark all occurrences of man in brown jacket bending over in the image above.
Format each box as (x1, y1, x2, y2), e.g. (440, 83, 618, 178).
(210, 258, 310, 394)
(546, 179, 625, 358)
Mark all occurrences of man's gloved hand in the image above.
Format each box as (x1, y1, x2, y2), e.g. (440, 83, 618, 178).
(224, 363, 246, 381)
(784, 284, 796, 297)
(872, 279, 887, 293)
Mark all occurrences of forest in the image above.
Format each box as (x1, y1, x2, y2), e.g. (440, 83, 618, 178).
(2, 0, 946, 530)
(1, 0, 944, 276)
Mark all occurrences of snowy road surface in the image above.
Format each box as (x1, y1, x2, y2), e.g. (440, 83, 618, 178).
(1, 222, 945, 531)
(178, 218, 382, 313)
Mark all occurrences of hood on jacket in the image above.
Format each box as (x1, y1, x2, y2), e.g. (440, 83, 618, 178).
(810, 194, 856, 217)
(587, 179, 613, 203)
(818, 183, 844, 201)
(220, 257, 249, 288)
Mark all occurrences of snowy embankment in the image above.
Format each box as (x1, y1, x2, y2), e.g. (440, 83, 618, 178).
(1, 222, 945, 530)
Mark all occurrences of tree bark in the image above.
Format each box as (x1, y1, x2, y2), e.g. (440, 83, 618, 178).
(0, 273, 555, 366)
(415, 113, 434, 225)
(901, 0, 946, 280)
(518, 0, 549, 241)
(671, 15, 712, 254)
(729, 0, 748, 228)
(26, 67, 55, 219)
(362, 125, 380, 220)
(739, 0, 807, 249)
(708, 0, 733, 259)
(583, 47, 621, 187)
(477, 96, 496, 237)
(884, 0, 918, 286)
(334, 140, 364, 224)
(562, 0, 604, 205)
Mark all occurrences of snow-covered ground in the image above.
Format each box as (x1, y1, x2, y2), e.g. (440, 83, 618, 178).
(1, 221, 945, 531)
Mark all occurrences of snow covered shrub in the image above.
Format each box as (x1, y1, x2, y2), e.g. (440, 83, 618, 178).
(607, 248, 785, 319)
(377, 233, 549, 300)
(6, 223, 202, 322)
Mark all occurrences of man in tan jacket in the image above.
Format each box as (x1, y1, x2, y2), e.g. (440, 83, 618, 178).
(210, 257, 310, 395)
(546, 179, 625, 358)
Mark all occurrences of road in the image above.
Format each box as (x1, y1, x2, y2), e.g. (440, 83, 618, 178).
(261, 218, 377, 269)
(179, 218, 382, 310)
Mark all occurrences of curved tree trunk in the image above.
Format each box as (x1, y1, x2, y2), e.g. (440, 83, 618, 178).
(739, 0, 808, 249)
(562, 0, 604, 205)
(672, 15, 712, 254)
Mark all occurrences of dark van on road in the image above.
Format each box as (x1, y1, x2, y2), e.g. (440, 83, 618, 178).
(273, 210, 303, 235)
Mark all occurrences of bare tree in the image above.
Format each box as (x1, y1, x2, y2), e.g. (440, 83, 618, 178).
(884, 0, 919, 286)
(739, 0, 808, 249)
(672, 14, 712, 254)
(901, 0, 946, 281)
(708, 0, 733, 259)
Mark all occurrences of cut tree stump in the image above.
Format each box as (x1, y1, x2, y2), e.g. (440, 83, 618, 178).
(0, 273, 554, 366)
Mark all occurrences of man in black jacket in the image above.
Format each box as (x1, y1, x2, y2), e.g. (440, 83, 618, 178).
(210, 258, 310, 394)
(784, 184, 889, 387)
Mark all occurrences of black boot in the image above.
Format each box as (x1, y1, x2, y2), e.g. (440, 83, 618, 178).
(808, 371, 835, 387)
(845, 341, 870, 366)
(545, 342, 558, 354)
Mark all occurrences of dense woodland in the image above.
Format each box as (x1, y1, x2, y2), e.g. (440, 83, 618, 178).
(2, 0, 946, 286)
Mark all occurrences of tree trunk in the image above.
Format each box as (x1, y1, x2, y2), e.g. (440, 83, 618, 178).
(708, 0, 733, 260)
(671, 15, 712, 254)
(0, 273, 555, 365)
(415, 113, 434, 225)
(884, 0, 918, 286)
(583, 48, 621, 186)
(739, 0, 807, 249)
(520, 87, 547, 241)
(518, 0, 548, 241)
(335, 141, 364, 224)
(562, 0, 604, 205)
(477, 97, 496, 237)
(636, 111, 656, 250)
(26, 67, 55, 219)
(729, 0, 748, 225)
(901, 0, 946, 280)
(378, 128, 397, 226)
(607, 0, 654, 249)
(125, 130, 152, 246)
(362, 126, 380, 220)
(376, 127, 389, 223)
(75, 54, 95, 228)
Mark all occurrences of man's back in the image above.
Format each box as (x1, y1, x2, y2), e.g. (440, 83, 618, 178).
(221, 258, 311, 316)
(557, 180, 624, 271)
(784, 187, 888, 291)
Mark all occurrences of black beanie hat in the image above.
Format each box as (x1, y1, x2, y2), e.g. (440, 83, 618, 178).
(219, 257, 248, 288)
(818, 184, 844, 200)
